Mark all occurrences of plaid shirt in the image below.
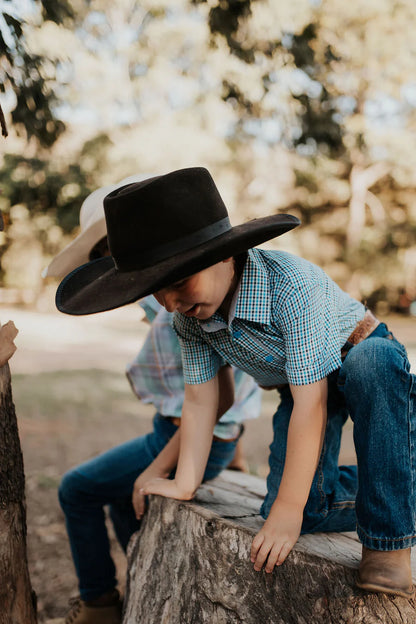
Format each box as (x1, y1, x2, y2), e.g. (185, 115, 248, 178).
(126, 297, 261, 439)
(174, 249, 366, 387)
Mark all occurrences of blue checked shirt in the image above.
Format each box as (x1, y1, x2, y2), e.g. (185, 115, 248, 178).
(126, 296, 261, 439)
(173, 249, 366, 387)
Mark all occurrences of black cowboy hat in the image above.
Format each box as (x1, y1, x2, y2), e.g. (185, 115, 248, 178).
(56, 167, 300, 315)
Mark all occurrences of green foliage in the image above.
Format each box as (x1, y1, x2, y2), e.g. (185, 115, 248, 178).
(208, 0, 254, 62)
(0, 154, 88, 233)
(38, 0, 74, 24)
(204, 3, 345, 154)
(0, 0, 414, 310)
(0, 132, 111, 290)
(287, 24, 344, 154)
(11, 62, 66, 148)
(293, 92, 344, 154)
(196, 0, 416, 311)
(0, 132, 111, 232)
(0, 1, 74, 147)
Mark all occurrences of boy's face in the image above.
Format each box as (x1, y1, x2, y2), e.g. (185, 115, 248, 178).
(154, 258, 235, 320)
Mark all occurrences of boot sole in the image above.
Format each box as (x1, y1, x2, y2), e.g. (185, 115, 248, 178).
(356, 577, 415, 600)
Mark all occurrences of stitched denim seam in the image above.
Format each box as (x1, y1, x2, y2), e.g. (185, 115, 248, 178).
(315, 441, 327, 516)
(357, 524, 416, 543)
(331, 501, 355, 509)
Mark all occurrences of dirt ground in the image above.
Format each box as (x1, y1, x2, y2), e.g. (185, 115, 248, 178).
(2, 304, 415, 622)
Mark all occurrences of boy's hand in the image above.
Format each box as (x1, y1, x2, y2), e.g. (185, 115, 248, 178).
(132, 466, 169, 519)
(250, 500, 303, 573)
(140, 477, 194, 502)
(0, 321, 18, 366)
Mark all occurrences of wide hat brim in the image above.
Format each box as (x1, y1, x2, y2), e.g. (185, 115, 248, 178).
(56, 214, 300, 315)
(44, 218, 107, 278)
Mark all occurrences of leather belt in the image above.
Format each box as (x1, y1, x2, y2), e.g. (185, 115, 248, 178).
(341, 309, 380, 357)
(164, 416, 241, 443)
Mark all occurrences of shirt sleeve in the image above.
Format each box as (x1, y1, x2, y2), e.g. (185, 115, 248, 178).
(279, 283, 342, 385)
(173, 313, 225, 384)
(138, 295, 161, 323)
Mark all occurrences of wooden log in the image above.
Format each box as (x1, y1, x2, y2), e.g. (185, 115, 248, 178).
(123, 471, 416, 624)
(0, 361, 37, 624)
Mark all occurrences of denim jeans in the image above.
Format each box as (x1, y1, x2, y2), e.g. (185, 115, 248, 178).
(260, 323, 416, 552)
(59, 413, 240, 600)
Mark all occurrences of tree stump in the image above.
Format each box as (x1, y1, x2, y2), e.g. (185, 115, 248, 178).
(0, 362, 37, 624)
(123, 470, 416, 624)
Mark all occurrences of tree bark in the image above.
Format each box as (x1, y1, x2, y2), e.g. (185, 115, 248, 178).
(0, 361, 37, 624)
(123, 472, 416, 624)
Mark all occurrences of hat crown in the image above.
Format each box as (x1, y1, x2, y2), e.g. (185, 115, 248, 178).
(79, 186, 112, 232)
(56, 166, 300, 316)
(104, 167, 230, 272)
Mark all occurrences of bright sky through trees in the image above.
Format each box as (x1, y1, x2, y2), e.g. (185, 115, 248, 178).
(0, 0, 415, 312)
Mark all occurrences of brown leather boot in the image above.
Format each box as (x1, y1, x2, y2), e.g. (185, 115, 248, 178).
(65, 589, 123, 624)
(357, 546, 414, 599)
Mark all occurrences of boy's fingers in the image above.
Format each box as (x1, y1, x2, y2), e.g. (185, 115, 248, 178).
(132, 493, 138, 518)
(253, 541, 272, 572)
(2, 320, 18, 339)
(132, 484, 145, 519)
(0, 321, 18, 366)
(132, 492, 143, 518)
(250, 533, 264, 562)
(264, 545, 282, 573)
(276, 541, 292, 566)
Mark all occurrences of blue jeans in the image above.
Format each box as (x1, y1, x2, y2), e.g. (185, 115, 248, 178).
(260, 323, 416, 551)
(59, 413, 240, 600)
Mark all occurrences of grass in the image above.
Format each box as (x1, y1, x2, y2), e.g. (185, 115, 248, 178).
(11, 368, 144, 421)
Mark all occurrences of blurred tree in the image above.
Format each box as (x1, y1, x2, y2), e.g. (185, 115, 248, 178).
(0, 0, 74, 147)
(0, 133, 111, 293)
(197, 0, 416, 312)
(1, 0, 416, 311)
(0, 8, 106, 620)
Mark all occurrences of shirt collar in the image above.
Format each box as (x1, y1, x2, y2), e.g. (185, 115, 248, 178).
(199, 249, 271, 332)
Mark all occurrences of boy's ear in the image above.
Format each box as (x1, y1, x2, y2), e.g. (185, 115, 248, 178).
(223, 257, 233, 263)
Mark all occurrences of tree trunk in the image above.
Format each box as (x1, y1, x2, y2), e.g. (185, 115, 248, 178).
(0, 362, 37, 624)
(123, 472, 416, 624)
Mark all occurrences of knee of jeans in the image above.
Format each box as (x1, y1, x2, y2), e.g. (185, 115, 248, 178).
(341, 337, 404, 389)
(58, 468, 82, 508)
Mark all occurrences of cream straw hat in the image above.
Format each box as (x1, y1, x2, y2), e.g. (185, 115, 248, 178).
(43, 174, 153, 278)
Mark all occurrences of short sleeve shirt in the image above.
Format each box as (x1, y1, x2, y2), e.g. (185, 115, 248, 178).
(126, 296, 262, 437)
(173, 249, 366, 387)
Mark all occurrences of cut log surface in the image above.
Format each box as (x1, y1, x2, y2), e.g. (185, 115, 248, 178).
(124, 470, 416, 624)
